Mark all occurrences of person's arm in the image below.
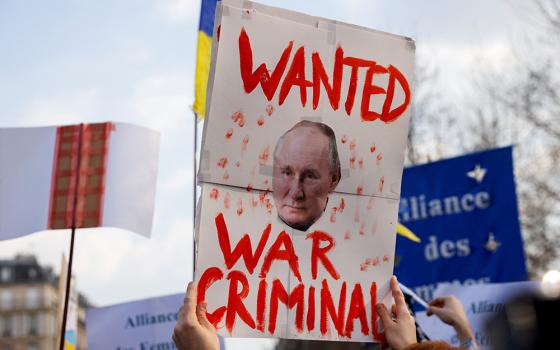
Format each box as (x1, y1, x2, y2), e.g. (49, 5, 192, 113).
(376, 276, 418, 350)
(173, 282, 220, 350)
(427, 295, 477, 348)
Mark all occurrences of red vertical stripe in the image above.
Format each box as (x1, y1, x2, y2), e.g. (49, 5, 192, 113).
(48, 122, 113, 229)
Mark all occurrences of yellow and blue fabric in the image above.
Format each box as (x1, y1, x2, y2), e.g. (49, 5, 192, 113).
(64, 330, 76, 350)
(194, 0, 219, 119)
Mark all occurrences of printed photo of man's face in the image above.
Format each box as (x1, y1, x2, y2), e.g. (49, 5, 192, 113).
(272, 121, 341, 231)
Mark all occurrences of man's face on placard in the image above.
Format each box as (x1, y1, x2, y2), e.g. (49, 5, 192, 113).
(272, 125, 340, 231)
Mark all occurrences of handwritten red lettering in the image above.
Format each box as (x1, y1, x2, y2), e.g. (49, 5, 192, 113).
(268, 280, 305, 334)
(344, 284, 369, 336)
(226, 270, 256, 332)
(197, 267, 227, 328)
(239, 28, 293, 100)
(381, 65, 411, 123)
(307, 286, 316, 332)
(279, 46, 312, 106)
(260, 231, 302, 282)
(239, 28, 411, 122)
(370, 282, 385, 342)
(256, 279, 268, 332)
(312, 47, 343, 110)
(306, 231, 340, 280)
(215, 213, 271, 274)
(320, 279, 347, 337)
(360, 64, 388, 121)
(199, 214, 387, 339)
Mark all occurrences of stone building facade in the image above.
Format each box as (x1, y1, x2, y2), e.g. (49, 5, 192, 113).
(0, 255, 89, 350)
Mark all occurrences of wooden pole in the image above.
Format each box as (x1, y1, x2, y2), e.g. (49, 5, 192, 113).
(193, 115, 198, 276)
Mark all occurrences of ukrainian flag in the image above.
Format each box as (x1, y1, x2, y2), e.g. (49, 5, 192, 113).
(193, 0, 219, 118)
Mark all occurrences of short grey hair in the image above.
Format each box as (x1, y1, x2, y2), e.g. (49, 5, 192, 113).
(273, 120, 341, 178)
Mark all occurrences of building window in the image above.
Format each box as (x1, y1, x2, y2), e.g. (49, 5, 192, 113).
(26, 288, 39, 308)
(0, 267, 11, 282)
(28, 268, 38, 280)
(27, 314, 39, 336)
(0, 290, 12, 309)
(1, 315, 13, 337)
(44, 314, 56, 335)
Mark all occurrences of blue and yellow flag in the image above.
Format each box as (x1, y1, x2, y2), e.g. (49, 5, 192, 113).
(193, 0, 219, 118)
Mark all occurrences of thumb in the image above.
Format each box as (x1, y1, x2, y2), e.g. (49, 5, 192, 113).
(196, 302, 215, 331)
(427, 306, 441, 317)
(426, 306, 434, 316)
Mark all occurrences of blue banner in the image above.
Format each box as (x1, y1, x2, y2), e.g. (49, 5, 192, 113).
(394, 147, 527, 302)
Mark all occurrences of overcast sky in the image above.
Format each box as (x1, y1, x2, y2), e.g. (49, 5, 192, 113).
(0, 0, 534, 349)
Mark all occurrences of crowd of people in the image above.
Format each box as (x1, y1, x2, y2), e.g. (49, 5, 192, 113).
(172, 276, 480, 350)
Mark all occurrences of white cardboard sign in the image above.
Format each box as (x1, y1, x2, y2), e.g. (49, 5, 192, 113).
(195, 0, 415, 342)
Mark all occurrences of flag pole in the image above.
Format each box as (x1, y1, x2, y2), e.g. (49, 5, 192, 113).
(59, 123, 83, 350)
(193, 113, 198, 276)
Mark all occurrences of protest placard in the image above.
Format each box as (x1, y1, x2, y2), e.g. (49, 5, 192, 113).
(195, 0, 415, 341)
(394, 147, 527, 302)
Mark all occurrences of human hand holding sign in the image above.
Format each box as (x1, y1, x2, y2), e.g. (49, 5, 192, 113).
(173, 282, 220, 350)
(376, 276, 417, 350)
(427, 295, 475, 344)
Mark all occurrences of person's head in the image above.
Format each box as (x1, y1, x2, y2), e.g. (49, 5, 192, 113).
(486, 293, 560, 350)
(272, 121, 341, 231)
